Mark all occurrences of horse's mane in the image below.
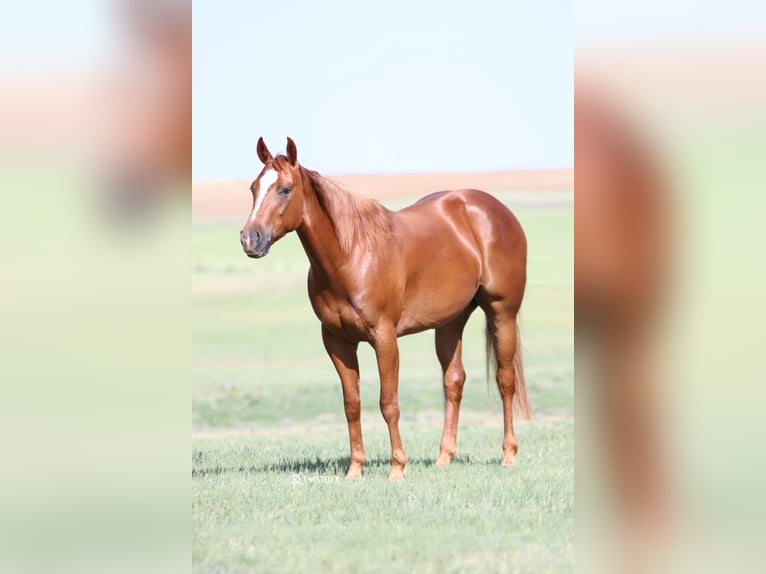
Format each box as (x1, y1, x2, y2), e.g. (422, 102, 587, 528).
(295, 162, 392, 254)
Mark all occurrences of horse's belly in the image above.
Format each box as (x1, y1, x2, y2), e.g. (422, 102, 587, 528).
(397, 308, 469, 336)
(396, 235, 481, 335)
(397, 277, 479, 335)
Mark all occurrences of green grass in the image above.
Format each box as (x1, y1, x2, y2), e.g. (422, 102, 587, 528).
(193, 420, 573, 573)
(193, 190, 573, 572)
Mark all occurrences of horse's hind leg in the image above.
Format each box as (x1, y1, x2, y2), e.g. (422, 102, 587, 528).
(434, 307, 474, 467)
(485, 303, 522, 466)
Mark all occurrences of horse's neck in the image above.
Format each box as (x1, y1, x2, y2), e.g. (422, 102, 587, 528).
(295, 170, 348, 281)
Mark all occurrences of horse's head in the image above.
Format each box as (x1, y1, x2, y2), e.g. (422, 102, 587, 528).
(240, 137, 305, 258)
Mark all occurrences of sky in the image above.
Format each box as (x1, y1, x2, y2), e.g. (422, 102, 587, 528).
(193, 1, 574, 179)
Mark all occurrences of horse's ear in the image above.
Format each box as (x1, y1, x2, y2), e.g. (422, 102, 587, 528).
(257, 137, 273, 164)
(286, 137, 298, 166)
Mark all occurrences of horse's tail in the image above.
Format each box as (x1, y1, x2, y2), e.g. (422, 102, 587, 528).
(485, 320, 496, 403)
(485, 318, 531, 421)
(512, 321, 531, 420)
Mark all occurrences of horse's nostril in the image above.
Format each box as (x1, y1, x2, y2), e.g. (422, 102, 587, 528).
(254, 231, 260, 242)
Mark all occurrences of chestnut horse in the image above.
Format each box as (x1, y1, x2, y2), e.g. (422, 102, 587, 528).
(240, 138, 529, 480)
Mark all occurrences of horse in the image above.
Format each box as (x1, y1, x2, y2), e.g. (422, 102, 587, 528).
(240, 137, 529, 480)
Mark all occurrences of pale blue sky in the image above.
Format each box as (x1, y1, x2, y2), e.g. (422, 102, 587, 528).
(193, 1, 573, 179)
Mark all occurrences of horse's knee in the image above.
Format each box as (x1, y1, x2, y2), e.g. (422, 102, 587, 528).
(343, 397, 361, 422)
(380, 399, 400, 423)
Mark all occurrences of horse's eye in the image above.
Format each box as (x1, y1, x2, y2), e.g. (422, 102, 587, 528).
(279, 187, 292, 195)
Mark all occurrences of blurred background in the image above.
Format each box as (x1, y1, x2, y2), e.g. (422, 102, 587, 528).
(0, 1, 190, 573)
(576, 1, 766, 573)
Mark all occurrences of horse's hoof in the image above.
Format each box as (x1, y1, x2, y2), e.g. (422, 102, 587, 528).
(501, 456, 518, 467)
(388, 468, 406, 481)
(435, 454, 453, 467)
(345, 467, 363, 480)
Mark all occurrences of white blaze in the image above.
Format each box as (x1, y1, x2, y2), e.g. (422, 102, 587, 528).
(249, 169, 279, 223)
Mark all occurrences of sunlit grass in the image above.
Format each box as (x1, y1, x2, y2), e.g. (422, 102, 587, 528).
(193, 420, 573, 573)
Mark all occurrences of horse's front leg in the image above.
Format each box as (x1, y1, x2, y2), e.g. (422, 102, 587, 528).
(372, 326, 407, 480)
(322, 327, 366, 479)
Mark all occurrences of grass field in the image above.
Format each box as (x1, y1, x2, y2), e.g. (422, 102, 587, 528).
(192, 188, 573, 572)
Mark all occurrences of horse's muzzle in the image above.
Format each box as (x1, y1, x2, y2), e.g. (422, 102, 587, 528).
(240, 227, 272, 258)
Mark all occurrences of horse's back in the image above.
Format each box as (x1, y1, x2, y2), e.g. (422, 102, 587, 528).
(401, 188, 525, 254)
(406, 188, 491, 210)
(395, 189, 496, 247)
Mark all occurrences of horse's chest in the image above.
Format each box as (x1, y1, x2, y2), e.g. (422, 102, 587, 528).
(312, 295, 369, 340)
(307, 273, 371, 341)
